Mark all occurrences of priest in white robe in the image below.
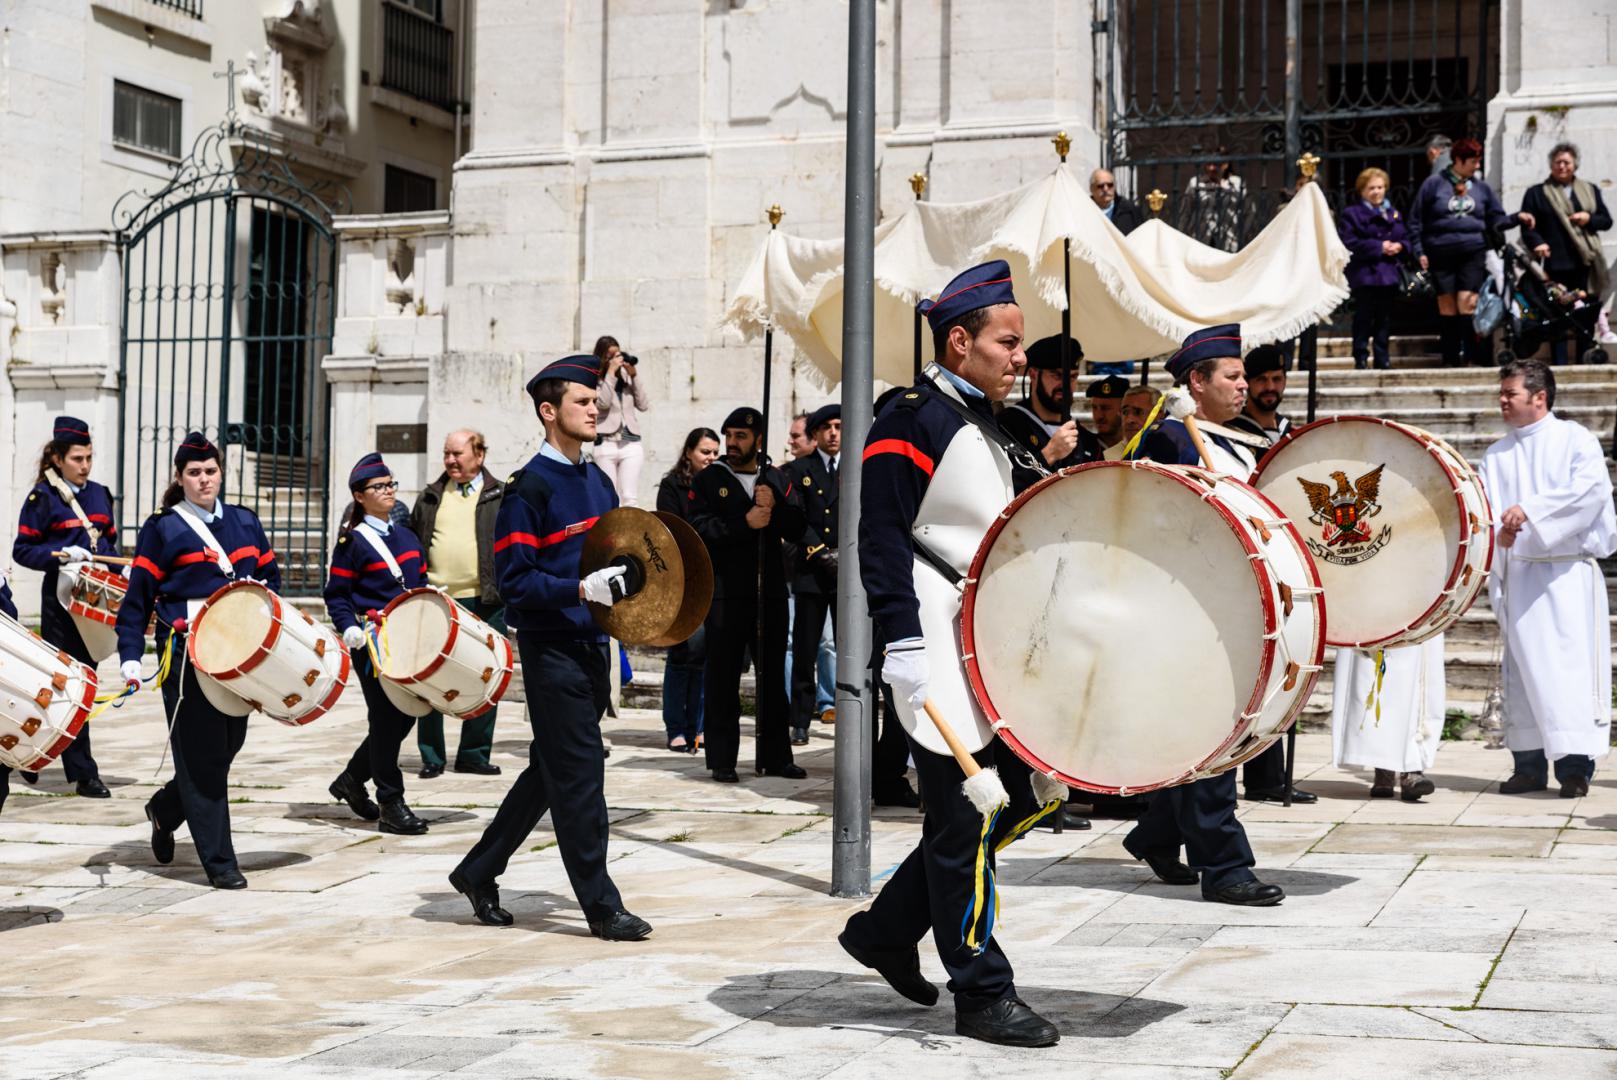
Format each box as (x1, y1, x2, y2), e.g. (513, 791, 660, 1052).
(1330, 636, 1446, 800)
(1481, 359, 1616, 798)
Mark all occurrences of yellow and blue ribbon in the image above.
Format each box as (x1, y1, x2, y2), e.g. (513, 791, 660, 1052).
(1362, 648, 1387, 727)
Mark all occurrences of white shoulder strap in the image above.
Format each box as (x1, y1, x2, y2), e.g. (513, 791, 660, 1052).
(354, 521, 405, 585)
(45, 470, 102, 549)
(173, 503, 237, 578)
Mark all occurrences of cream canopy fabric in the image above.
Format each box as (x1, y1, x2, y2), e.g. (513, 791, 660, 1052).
(724, 166, 1351, 387)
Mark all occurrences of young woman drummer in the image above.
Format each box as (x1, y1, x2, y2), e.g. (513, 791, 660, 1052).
(11, 416, 120, 798)
(115, 432, 279, 890)
(324, 453, 431, 836)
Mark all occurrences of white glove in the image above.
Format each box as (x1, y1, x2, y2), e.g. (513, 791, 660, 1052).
(120, 660, 143, 685)
(581, 566, 628, 607)
(1164, 387, 1196, 420)
(882, 639, 930, 710)
(342, 625, 367, 649)
(58, 545, 93, 565)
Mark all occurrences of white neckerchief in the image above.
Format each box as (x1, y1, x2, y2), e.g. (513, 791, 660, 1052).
(354, 519, 405, 585)
(173, 501, 236, 577)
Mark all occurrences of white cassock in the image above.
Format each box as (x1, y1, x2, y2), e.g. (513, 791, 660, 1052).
(1480, 412, 1617, 762)
(1330, 636, 1447, 772)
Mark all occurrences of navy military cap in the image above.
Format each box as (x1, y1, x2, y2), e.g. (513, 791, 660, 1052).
(807, 403, 841, 434)
(1243, 343, 1286, 379)
(525, 355, 602, 403)
(1166, 324, 1242, 382)
(721, 406, 764, 433)
(918, 259, 1018, 330)
(348, 452, 391, 491)
(1086, 374, 1129, 400)
(1024, 334, 1084, 371)
(174, 431, 221, 468)
(53, 416, 92, 446)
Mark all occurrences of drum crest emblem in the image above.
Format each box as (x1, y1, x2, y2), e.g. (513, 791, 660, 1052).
(1297, 466, 1392, 565)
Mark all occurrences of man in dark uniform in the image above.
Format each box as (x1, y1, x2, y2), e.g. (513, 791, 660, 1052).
(784, 403, 840, 745)
(689, 406, 806, 784)
(1086, 374, 1129, 457)
(839, 260, 1063, 1048)
(997, 334, 1101, 490)
(1123, 326, 1287, 906)
(448, 355, 651, 941)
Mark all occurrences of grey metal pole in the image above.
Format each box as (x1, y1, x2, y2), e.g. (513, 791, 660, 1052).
(831, 0, 876, 898)
(1284, 0, 1301, 178)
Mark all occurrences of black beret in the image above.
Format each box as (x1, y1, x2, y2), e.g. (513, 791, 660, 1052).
(721, 407, 764, 433)
(1024, 335, 1084, 371)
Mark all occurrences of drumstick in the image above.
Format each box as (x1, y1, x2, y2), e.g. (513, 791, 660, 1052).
(1180, 414, 1217, 471)
(922, 699, 1009, 816)
(51, 551, 133, 567)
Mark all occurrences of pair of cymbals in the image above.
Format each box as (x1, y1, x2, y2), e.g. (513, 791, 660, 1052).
(580, 508, 714, 646)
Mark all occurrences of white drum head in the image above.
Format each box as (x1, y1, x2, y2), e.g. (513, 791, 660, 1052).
(379, 590, 452, 681)
(965, 464, 1269, 792)
(381, 675, 434, 717)
(191, 583, 278, 675)
(195, 669, 254, 717)
(1252, 418, 1463, 647)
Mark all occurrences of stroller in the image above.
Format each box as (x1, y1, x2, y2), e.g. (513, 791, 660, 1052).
(1484, 238, 1607, 365)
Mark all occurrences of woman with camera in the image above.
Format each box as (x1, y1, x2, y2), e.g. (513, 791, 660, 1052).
(592, 335, 651, 506)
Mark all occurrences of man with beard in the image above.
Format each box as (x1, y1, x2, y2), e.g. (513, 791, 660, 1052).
(689, 407, 807, 784)
(998, 334, 1100, 489)
(1226, 345, 1294, 445)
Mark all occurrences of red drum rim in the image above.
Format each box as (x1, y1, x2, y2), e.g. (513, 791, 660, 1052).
(68, 568, 127, 626)
(277, 644, 353, 727)
(1251, 414, 1490, 649)
(39, 659, 97, 768)
(452, 635, 515, 720)
(378, 587, 464, 684)
(960, 460, 1283, 795)
(186, 581, 285, 679)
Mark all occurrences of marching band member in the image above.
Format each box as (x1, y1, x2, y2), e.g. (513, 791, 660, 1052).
(1123, 327, 1286, 906)
(997, 334, 1099, 489)
(116, 433, 279, 890)
(447, 356, 651, 941)
(840, 261, 1062, 1048)
(324, 454, 431, 836)
(11, 416, 118, 797)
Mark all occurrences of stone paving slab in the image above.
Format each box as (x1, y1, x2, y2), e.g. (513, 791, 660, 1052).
(1, 687, 1613, 1078)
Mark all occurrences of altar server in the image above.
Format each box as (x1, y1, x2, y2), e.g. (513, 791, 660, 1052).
(1330, 638, 1445, 800)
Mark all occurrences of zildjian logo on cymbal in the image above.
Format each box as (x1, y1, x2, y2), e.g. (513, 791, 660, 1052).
(1297, 466, 1392, 565)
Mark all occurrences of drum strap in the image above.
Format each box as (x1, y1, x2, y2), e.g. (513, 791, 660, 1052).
(919, 371, 1051, 480)
(45, 469, 102, 550)
(911, 535, 964, 587)
(172, 503, 238, 579)
(354, 522, 406, 586)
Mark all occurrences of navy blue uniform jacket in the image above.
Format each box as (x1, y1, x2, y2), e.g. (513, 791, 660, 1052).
(323, 524, 427, 632)
(494, 450, 618, 642)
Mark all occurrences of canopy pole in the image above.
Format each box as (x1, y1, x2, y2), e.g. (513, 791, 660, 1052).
(755, 205, 782, 776)
(832, 0, 877, 899)
(911, 173, 927, 380)
(1054, 132, 1075, 420)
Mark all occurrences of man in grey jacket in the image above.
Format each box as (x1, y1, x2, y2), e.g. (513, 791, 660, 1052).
(410, 429, 507, 777)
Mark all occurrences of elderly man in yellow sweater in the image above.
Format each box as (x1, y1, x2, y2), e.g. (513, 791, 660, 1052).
(409, 429, 508, 778)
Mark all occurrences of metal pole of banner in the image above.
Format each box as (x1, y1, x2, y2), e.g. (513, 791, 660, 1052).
(1140, 192, 1167, 390)
(832, 0, 877, 898)
(1054, 131, 1075, 417)
(754, 204, 782, 776)
(911, 173, 927, 380)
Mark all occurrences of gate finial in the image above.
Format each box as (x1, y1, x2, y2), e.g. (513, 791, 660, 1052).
(1146, 189, 1167, 215)
(1052, 131, 1071, 163)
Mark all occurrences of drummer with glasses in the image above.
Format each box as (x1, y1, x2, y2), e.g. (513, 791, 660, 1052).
(11, 416, 119, 799)
(115, 433, 280, 890)
(324, 454, 432, 837)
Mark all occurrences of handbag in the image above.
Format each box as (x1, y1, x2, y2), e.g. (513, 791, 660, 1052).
(1397, 259, 1435, 301)
(1472, 279, 1507, 335)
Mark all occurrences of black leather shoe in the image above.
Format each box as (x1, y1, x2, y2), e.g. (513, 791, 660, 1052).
(418, 763, 445, 779)
(838, 930, 938, 1006)
(790, 727, 809, 745)
(449, 870, 513, 926)
(1136, 850, 1198, 886)
(873, 785, 921, 809)
(378, 799, 429, 835)
(329, 772, 380, 821)
(1245, 786, 1318, 804)
(589, 910, 653, 941)
(1560, 776, 1591, 799)
(20, 771, 38, 785)
(956, 997, 1060, 1047)
(1038, 810, 1092, 831)
(1500, 772, 1548, 795)
(761, 764, 807, 779)
(711, 768, 739, 783)
(1207, 880, 1284, 906)
(75, 777, 111, 799)
(145, 800, 174, 865)
(453, 760, 502, 776)
(208, 869, 248, 890)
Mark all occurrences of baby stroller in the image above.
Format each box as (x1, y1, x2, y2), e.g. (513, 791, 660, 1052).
(1485, 238, 1607, 365)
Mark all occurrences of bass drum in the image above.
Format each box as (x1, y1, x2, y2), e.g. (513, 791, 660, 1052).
(961, 461, 1326, 795)
(0, 611, 97, 770)
(1250, 416, 1492, 648)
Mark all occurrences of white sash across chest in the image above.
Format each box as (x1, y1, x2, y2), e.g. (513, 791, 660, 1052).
(353, 522, 405, 585)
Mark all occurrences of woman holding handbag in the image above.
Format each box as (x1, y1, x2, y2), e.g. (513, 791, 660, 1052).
(1336, 168, 1409, 370)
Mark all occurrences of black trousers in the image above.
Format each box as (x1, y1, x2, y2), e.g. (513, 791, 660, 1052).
(150, 644, 249, 879)
(843, 736, 1040, 1013)
(343, 654, 417, 803)
(38, 591, 100, 782)
(703, 596, 792, 773)
(1123, 770, 1255, 896)
(1242, 740, 1286, 792)
(790, 588, 836, 727)
(872, 680, 919, 798)
(455, 636, 622, 921)
(1350, 285, 1395, 369)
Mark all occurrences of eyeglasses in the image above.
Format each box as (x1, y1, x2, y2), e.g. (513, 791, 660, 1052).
(363, 481, 400, 493)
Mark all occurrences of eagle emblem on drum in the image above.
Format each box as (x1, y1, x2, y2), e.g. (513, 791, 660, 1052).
(1298, 466, 1392, 565)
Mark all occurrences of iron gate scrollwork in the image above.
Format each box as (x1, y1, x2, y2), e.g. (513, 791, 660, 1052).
(113, 119, 349, 595)
(1099, 0, 1497, 250)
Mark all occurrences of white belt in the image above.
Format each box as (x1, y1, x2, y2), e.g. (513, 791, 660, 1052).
(1513, 553, 1599, 564)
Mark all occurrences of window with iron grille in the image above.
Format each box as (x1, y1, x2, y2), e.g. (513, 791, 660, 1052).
(113, 81, 183, 159)
(147, 0, 204, 17)
(385, 165, 438, 213)
(380, 0, 455, 111)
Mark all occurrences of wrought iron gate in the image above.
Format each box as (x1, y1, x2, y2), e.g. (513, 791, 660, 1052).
(113, 119, 347, 594)
(1099, 0, 1497, 248)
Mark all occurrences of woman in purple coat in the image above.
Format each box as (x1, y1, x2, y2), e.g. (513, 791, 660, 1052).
(1336, 168, 1409, 370)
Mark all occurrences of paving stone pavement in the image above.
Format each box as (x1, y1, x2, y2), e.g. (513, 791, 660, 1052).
(2, 681, 1614, 1079)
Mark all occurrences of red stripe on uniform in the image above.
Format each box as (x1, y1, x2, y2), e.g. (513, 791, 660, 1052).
(173, 551, 214, 569)
(259, 549, 275, 565)
(227, 546, 261, 564)
(398, 550, 421, 563)
(17, 524, 40, 537)
(863, 439, 935, 476)
(494, 517, 600, 553)
(48, 518, 84, 531)
(133, 555, 166, 581)
(330, 565, 356, 579)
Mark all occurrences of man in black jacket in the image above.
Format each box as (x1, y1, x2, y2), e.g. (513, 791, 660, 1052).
(1091, 169, 1146, 235)
(689, 407, 807, 784)
(784, 404, 841, 745)
(409, 429, 507, 778)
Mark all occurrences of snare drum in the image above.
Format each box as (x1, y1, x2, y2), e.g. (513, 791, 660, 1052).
(376, 588, 514, 721)
(0, 612, 96, 771)
(1250, 416, 1492, 648)
(56, 563, 128, 662)
(186, 581, 351, 726)
(961, 461, 1326, 795)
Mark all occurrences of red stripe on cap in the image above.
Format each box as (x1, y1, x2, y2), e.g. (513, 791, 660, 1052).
(546, 362, 599, 378)
(863, 439, 935, 477)
(1170, 334, 1243, 361)
(931, 274, 1013, 309)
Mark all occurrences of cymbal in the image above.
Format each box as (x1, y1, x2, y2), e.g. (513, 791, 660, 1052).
(580, 508, 713, 647)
